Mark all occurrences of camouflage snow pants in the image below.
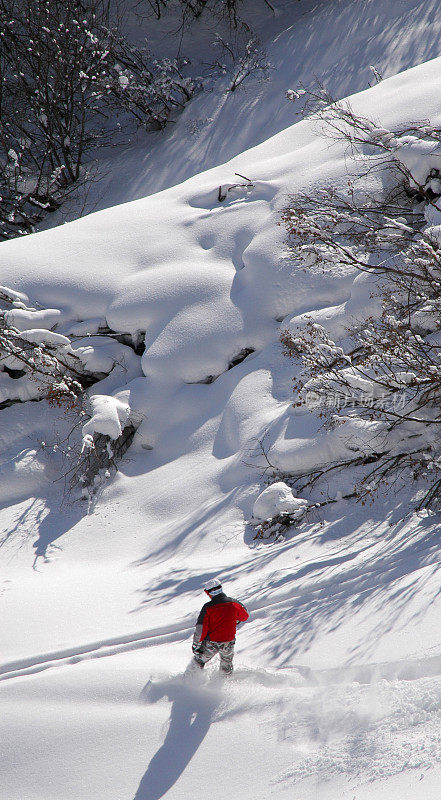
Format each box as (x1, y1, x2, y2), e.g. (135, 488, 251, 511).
(193, 639, 235, 675)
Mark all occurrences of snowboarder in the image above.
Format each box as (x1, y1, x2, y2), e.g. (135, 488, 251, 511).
(188, 578, 249, 676)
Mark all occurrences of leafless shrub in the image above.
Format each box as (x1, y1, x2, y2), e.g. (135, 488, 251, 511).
(281, 86, 441, 511)
(0, 0, 195, 239)
(139, 0, 276, 27)
(205, 30, 271, 92)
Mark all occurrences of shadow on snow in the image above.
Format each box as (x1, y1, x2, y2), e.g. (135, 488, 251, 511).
(134, 678, 221, 800)
(132, 496, 441, 666)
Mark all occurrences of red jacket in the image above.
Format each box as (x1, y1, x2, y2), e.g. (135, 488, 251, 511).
(194, 593, 249, 643)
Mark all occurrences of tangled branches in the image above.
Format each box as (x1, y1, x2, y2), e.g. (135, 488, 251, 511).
(281, 88, 441, 511)
(0, 0, 196, 239)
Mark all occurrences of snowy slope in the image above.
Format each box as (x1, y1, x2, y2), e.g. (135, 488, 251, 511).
(45, 0, 441, 221)
(2, 56, 441, 655)
(3, 4, 441, 799)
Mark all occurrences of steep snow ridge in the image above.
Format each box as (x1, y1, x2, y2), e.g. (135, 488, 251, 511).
(3, 53, 441, 312)
(0, 59, 440, 531)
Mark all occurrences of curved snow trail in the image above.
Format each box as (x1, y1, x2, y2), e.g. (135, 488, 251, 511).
(0, 583, 332, 682)
(3, 609, 441, 689)
(0, 623, 193, 682)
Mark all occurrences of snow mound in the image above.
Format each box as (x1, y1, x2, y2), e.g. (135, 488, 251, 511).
(252, 481, 308, 522)
(82, 395, 131, 442)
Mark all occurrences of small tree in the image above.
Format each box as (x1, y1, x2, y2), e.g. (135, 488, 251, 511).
(209, 31, 270, 92)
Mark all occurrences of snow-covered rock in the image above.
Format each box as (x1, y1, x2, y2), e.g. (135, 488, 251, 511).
(252, 481, 308, 522)
(4, 307, 64, 331)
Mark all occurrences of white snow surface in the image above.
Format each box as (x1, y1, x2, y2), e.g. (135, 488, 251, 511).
(3, 4, 441, 799)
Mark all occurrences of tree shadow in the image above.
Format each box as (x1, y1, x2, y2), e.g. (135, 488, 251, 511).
(134, 678, 221, 800)
(0, 491, 87, 568)
(132, 494, 441, 668)
(31, 498, 85, 568)
(244, 504, 441, 664)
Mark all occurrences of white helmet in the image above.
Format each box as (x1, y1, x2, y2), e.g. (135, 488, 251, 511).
(204, 577, 223, 596)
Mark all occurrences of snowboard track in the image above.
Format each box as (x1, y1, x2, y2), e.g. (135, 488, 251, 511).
(2, 616, 441, 688)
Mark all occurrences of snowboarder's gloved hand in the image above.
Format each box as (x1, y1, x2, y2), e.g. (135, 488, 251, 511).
(192, 623, 203, 653)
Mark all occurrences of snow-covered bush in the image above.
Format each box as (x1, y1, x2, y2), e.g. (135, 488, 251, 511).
(253, 481, 308, 521)
(0, 292, 84, 409)
(0, 284, 140, 498)
(282, 89, 441, 511)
